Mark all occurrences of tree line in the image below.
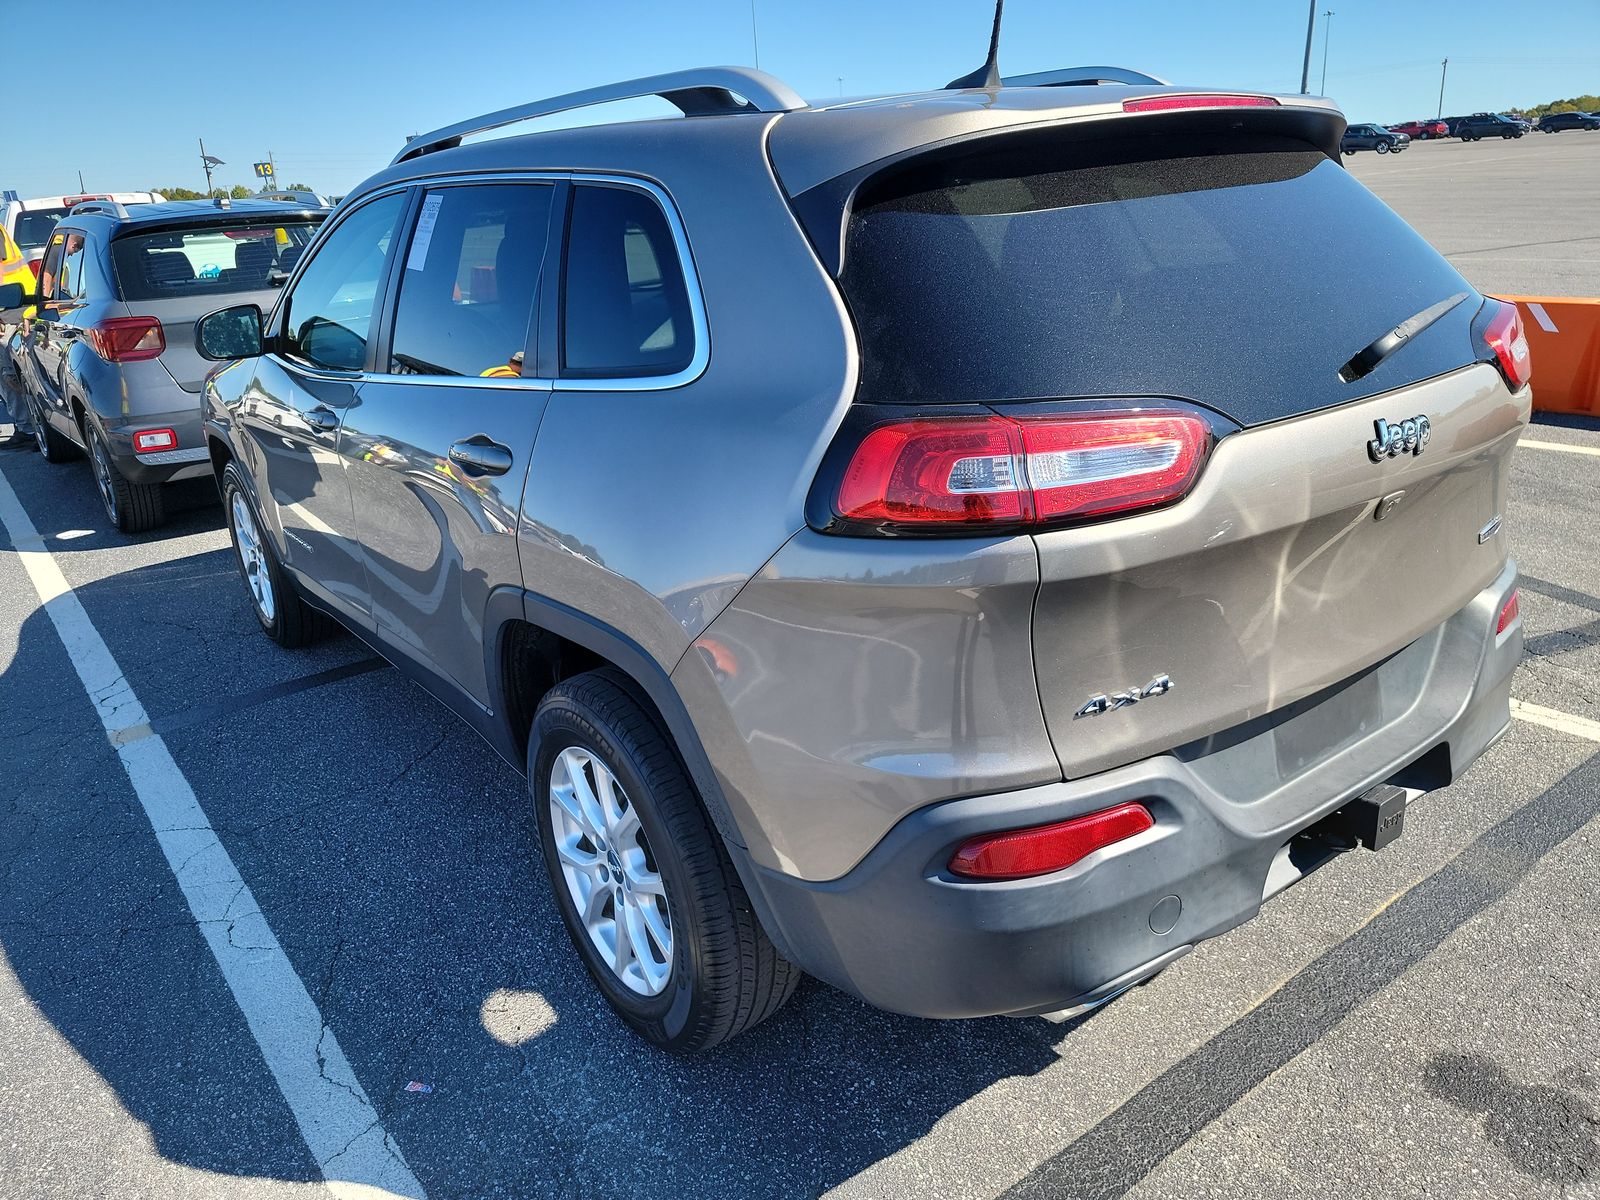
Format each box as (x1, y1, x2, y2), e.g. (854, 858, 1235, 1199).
(149, 183, 316, 201)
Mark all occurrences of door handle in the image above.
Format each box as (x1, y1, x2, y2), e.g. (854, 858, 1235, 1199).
(303, 405, 339, 433)
(448, 435, 514, 477)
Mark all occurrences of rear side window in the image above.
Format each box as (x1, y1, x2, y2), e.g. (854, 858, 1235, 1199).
(561, 184, 693, 378)
(388, 183, 553, 378)
(111, 220, 322, 302)
(282, 193, 406, 372)
(838, 132, 1480, 426)
(13, 208, 67, 251)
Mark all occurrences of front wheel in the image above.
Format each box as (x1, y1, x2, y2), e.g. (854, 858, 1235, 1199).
(532, 670, 799, 1052)
(1376, 141, 1391, 153)
(221, 461, 330, 647)
(88, 420, 164, 533)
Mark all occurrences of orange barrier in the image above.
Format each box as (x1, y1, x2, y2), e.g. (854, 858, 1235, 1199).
(1496, 295, 1600, 417)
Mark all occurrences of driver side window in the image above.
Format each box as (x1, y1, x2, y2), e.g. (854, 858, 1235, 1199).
(281, 192, 406, 372)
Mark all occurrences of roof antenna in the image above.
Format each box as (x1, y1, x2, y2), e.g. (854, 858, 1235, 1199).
(946, 0, 1005, 90)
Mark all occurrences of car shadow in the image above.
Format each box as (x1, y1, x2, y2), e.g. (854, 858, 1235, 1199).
(0, 555, 1070, 1198)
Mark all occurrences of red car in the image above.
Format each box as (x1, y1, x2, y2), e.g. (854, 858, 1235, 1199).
(1389, 119, 1448, 139)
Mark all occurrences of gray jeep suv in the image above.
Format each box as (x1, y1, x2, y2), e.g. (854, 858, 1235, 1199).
(181, 66, 1528, 1051)
(5, 198, 326, 531)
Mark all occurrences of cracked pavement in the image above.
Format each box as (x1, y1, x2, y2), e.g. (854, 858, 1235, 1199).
(0, 406, 1598, 1199)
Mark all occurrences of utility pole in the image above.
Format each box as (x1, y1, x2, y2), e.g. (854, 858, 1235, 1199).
(77, 170, 85, 192)
(199, 138, 225, 196)
(1436, 58, 1449, 119)
(268, 151, 279, 192)
(1299, 0, 1317, 93)
(749, 0, 761, 69)
(1319, 11, 1335, 95)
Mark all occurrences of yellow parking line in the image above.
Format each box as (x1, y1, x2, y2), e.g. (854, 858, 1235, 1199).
(1511, 698, 1600, 743)
(1520, 438, 1600, 457)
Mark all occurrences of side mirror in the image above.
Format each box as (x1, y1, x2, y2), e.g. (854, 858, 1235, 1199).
(0, 281, 34, 322)
(196, 303, 265, 361)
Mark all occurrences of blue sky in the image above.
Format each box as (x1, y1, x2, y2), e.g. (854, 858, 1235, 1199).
(5, 0, 1596, 198)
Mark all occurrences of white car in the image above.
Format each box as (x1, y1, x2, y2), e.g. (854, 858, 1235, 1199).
(0, 190, 165, 270)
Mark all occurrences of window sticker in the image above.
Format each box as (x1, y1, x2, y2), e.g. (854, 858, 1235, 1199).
(405, 193, 445, 272)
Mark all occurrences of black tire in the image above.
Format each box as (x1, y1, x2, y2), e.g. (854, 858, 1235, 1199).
(531, 669, 799, 1053)
(220, 461, 330, 647)
(87, 420, 164, 533)
(29, 396, 78, 463)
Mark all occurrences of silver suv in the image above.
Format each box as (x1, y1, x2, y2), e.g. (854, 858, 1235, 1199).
(3, 198, 326, 530)
(179, 66, 1528, 1051)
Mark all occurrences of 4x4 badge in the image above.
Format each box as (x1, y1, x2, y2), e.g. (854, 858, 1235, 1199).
(1368, 415, 1431, 462)
(1075, 675, 1174, 719)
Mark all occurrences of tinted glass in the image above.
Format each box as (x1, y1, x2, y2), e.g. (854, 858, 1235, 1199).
(111, 219, 322, 301)
(388, 184, 552, 377)
(561, 185, 693, 377)
(838, 132, 1481, 426)
(282, 193, 405, 372)
(14, 208, 67, 251)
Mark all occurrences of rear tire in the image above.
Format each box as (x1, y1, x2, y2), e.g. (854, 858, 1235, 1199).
(88, 420, 164, 533)
(221, 461, 330, 647)
(531, 669, 799, 1053)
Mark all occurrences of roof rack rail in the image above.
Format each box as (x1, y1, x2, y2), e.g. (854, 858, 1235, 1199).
(1001, 66, 1170, 87)
(67, 200, 131, 219)
(394, 65, 808, 165)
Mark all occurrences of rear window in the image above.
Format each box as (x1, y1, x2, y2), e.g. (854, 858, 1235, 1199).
(111, 219, 323, 301)
(14, 208, 68, 251)
(838, 133, 1481, 425)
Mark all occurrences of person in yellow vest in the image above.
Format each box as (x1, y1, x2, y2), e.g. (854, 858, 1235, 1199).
(480, 349, 524, 379)
(0, 226, 36, 449)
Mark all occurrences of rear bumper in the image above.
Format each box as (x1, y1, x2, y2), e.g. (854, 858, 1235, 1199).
(737, 561, 1521, 1019)
(101, 409, 208, 484)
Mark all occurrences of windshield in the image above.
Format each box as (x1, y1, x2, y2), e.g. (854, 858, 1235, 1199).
(14, 208, 68, 251)
(838, 132, 1481, 426)
(111, 219, 323, 301)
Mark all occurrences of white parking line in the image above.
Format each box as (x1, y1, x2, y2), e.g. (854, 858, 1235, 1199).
(1520, 438, 1600, 457)
(0, 463, 426, 1200)
(1511, 698, 1600, 744)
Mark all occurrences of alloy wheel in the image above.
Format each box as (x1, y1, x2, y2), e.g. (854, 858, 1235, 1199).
(547, 746, 672, 996)
(230, 489, 277, 624)
(90, 428, 118, 520)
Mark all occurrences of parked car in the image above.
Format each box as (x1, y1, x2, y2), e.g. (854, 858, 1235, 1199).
(0, 198, 326, 530)
(174, 65, 1526, 1052)
(1388, 119, 1447, 139)
(1456, 113, 1525, 140)
(1, 190, 163, 274)
(1537, 111, 1600, 132)
(1341, 124, 1411, 154)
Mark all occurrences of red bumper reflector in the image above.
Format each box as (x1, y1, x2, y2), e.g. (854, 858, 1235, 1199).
(1122, 94, 1279, 114)
(949, 802, 1155, 881)
(133, 428, 178, 453)
(1497, 589, 1520, 635)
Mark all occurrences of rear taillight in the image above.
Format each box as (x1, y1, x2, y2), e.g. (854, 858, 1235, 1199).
(1122, 94, 1279, 114)
(949, 803, 1155, 881)
(829, 409, 1213, 534)
(85, 316, 165, 363)
(1496, 589, 1520, 635)
(24, 259, 39, 283)
(132, 428, 177, 454)
(1482, 300, 1531, 390)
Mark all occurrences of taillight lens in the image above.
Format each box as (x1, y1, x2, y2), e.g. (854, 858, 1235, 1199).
(831, 410, 1212, 533)
(949, 803, 1155, 881)
(24, 259, 39, 283)
(85, 316, 165, 363)
(1496, 589, 1520, 635)
(1123, 94, 1279, 114)
(1482, 300, 1531, 390)
(133, 428, 177, 453)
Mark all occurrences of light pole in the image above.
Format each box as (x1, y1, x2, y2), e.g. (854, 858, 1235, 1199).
(199, 138, 225, 197)
(1299, 0, 1317, 93)
(749, 0, 761, 69)
(1436, 58, 1449, 119)
(1319, 11, 1335, 95)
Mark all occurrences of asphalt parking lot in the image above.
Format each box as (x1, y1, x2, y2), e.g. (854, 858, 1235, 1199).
(2, 143, 1599, 1200)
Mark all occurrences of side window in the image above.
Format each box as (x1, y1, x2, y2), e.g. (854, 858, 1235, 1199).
(58, 232, 88, 300)
(560, 184, 694, 378)
(281, 191, 406, 372)
(37, 232, 67, 304)
(387, 183, 553, 378)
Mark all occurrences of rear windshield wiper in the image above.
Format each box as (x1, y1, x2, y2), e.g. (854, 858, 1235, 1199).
(1339, 291, 1471, 383)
